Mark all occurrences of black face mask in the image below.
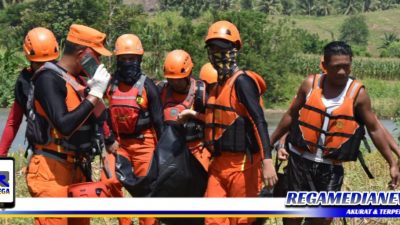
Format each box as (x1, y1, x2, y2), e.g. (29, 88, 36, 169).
(116, 60, 142, 85)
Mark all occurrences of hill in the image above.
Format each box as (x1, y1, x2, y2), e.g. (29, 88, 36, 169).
(280, 9, 400, 56)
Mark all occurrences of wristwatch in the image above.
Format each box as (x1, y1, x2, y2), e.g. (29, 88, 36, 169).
(274, 142, 285, 150)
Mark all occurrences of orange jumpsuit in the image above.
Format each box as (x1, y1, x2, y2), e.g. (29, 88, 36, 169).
(204, 71, 271, 225)
(26, 63, 101, 225)
(102, 78, 164, 225)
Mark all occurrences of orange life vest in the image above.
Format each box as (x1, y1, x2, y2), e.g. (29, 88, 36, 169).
(161, 78, 197, 122)
(108, 74, 151, 138)
(31, 62, 96, 158)
(204, 70, 266, 153)
(289, 74, 365, 161)
(160, 78, 206, 142)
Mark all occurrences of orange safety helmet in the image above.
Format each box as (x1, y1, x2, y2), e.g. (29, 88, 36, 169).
(205, 20, 242, 49)
(114, 34, 144, 56)
(68, 182, 111, 198)
(199, 63, 217, 84)
(163, 49, 193, 79)
(23, 27, 59, 62)
(319, 55, 327, 74)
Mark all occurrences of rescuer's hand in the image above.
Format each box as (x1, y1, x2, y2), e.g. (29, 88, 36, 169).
(262, 159, 278, 189)
(389, 164, 400, 190)
(87, 64, 111, 99)
(177, 109, 197, 124)
(106, 140, 119, 154)
(277, 148, 289, 161)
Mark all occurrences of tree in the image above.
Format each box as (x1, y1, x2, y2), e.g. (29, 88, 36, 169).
(377, 0, 395, 10)
(339, 0, 362, 15)
(315, 0, 335, 16)
(297, 0, 315, 15)
(256, 0, 283, 14)
(181, 0, 209, 18)
(241, 0, 253, 9)
(339, 14, 369, 46)
(281, 0, 296, 15)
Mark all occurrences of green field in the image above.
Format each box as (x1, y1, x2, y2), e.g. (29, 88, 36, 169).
(274, 9, 400, 56)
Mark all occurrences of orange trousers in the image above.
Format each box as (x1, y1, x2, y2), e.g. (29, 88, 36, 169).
(26, 154, 89, 225)
(101, 132, 158, 225)
(187, 141, 211, 172)
(204, 152, 263, 225)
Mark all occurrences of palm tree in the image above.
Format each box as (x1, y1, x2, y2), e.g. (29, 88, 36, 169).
(315, 0, 335, 16)
(256, 0, 283, 15)
(297, 0, 315, 16)
(377, 0, 394, 10)
(281, 0, 296, 15)
(340, 0, 362, 15)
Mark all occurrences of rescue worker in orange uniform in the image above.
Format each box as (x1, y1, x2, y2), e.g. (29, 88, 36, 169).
(179, 21, 278, 225)
(102, 34, 164, 225)
(26, 24, 112, 225)
(199, 62, 218, 95)
(159, 49, 211, 172)
(0, 27, 59, 157)
(270, 41, 400, 225)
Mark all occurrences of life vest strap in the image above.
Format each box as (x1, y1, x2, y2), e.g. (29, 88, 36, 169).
(118, 133, 144, 139)
(303, 104, 356, 121)
(34, 149, 75, 163)
(205, 123, 230, 129)
(298, 121, 353, 138)
(206, 103, 235, 112)
(357, 151, 374, 179)
(51, 138, 92, 152)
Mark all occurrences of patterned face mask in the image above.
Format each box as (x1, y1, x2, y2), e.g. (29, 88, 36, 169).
(207, 48, 238, 83)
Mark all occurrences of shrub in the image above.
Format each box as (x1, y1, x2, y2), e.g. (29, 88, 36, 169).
(0, 49, 28, 107)
(339, 15, 369, 47)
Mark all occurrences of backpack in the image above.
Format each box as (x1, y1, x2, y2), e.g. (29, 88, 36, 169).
(25, 80, 51, 146)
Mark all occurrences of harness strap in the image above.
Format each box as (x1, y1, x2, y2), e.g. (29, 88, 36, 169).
(42, 62, 85, 99)
(302, 104, 355, 121)
(34, 149, 75, 163)
(298, 121, 353, 138)
(358, 151, 374, 179)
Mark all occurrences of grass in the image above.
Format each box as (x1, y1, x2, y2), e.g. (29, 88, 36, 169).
(3, 149, 400, 225)
(271, 9, 400, 57)
(363, 78, 400, 118)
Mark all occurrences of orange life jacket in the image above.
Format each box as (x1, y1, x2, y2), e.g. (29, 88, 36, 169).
(31, 62, 96, 159)
(289, 74, 365, 161)
(161, 78, 197, 122)
(160, 78, 206, 142)
(204, 70, 266, 154)
(108, 74, 151, 138)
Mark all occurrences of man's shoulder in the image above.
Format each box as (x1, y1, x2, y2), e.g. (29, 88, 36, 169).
(35, 68, 63, 83)
(16, 68, 32, 86)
